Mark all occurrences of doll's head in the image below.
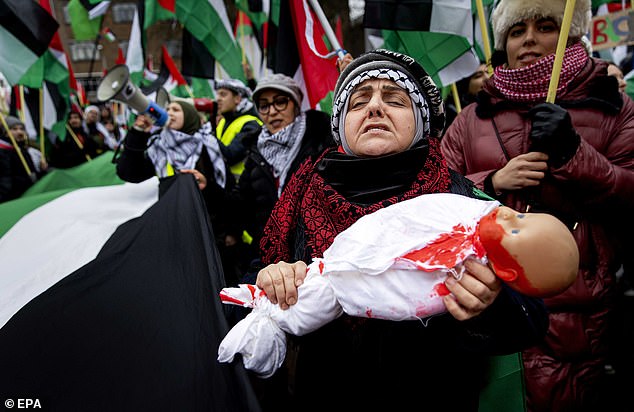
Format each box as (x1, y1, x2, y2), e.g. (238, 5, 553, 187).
(477, 206, 579, 297)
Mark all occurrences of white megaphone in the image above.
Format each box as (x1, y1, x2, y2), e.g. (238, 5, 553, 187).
(97, 64, 168, 126)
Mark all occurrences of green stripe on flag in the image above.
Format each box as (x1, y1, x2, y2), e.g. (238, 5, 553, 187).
(175, 0, 245, 82)
(67, 0, 103, 40)
(0, 25, 40, 85)
(0, 154, 123, 238)
(382, 30, 475, 88)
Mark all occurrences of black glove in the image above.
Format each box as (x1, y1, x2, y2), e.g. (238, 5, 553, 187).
(529, 103, 580, 167)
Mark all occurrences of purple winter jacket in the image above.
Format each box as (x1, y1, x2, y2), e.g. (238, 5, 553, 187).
(441, 57, 634, 411)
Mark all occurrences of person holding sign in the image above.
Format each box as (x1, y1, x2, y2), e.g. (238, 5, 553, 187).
(441, 0, 634, 411)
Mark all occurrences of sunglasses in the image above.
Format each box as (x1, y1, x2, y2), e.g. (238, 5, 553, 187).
(257, 96, 290, 114)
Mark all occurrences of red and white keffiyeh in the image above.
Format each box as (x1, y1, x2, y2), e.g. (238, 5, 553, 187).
(218, 193, 500, 377)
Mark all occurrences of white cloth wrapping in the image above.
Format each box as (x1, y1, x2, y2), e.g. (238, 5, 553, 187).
(217, 275, 341, 378)
(217, 193, 500, 377)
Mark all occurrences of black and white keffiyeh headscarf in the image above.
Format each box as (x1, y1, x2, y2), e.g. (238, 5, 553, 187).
(215, 79, 254, 114)
(147, 122, 227, 188)
(257, 112, 307, 196)
(331, 49, 445, 156)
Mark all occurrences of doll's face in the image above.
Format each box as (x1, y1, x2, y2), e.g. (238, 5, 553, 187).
(478, 206, 579, 297)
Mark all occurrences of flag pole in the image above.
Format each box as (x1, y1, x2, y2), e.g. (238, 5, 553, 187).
(451, 83, 462, 113)
(39, 88, 46, 159)
(547, 0, 576, 103)
(18, 86, 26, 123)
(475, 0, 493, 74)
(239, 11, 246, 64)
(65, 124, 92, 161)
(307, 0, 346, 59)
(0, 112, 33, 176)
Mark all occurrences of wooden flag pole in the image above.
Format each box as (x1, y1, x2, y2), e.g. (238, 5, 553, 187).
(451, 83, 462, 113)
(0, 112, 32, 176)
(18, 86, 26, 123)
(65, 124, 92, 161)
(547, 0, 577, 103)
(239, 11, 246, 64)
(475, 0, 493, 74)
(39, 88, 45, 158)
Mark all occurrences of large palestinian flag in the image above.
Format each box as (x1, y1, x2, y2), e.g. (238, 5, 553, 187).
(0, 161, 261, 411)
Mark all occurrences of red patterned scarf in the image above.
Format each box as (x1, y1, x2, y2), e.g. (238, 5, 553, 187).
(493, 42, 588, 102)
(260, 139, 452, 265)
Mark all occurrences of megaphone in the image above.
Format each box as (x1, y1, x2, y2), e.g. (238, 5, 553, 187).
(97, 65, 168, 126)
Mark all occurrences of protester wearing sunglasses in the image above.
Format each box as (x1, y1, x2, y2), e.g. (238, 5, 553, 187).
(222, 73, 335, 288)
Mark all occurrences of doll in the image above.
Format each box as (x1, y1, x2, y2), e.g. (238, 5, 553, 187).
(217, 193, 578, 377)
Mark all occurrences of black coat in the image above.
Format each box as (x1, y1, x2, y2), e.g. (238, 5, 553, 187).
(226, 110, 335, 250)
(115, 127, 235, 236)
(0, 141, 36, 203)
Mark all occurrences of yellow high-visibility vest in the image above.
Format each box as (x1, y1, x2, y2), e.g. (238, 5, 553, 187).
(217, 114, 262, 177)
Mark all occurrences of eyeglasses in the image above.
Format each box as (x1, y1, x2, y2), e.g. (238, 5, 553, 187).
(257, 96, 290, 114)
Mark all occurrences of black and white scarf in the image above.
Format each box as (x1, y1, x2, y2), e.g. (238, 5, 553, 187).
(331, 68, 430, 155)
(256, 112, 307, 196)
(147, 122, 227, 188)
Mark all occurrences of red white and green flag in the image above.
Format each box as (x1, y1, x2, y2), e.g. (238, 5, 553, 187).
(14, 0, 71, 141)
(364, 0, 481, 88)
(141, 46, 190, 98)
(235, 10, 267, 81)
(149, 0, 245, 82)
(0, 0, 58, 86)
(67, 0, 111, 41)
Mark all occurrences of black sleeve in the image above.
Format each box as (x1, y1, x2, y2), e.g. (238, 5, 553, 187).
(219, 121, 261, 166)
(115, 128, 156, 183)
(458, 285, 549, 355)
(0, 150, 12, 202)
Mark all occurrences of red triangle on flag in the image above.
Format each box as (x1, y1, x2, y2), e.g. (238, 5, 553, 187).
(161, 46, 187, 86)
(116, 47, 126, 65)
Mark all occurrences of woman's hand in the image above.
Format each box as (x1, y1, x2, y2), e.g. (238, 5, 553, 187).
(256, 261, 307, 310)
(179, 169, 207, 190)
(443, 259, 502, 321)
(133, 114, 153, 132)
(491, 152, 548, 192)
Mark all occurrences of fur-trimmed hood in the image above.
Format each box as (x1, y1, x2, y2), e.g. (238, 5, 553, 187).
(491, 0, 591, 51)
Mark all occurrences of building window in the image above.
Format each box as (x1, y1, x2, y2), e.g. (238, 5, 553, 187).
(112, 3, 136, 23)
(69, 42, 101, 62)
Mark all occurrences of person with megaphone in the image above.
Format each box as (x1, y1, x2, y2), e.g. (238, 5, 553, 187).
(115, 98, 234, 247)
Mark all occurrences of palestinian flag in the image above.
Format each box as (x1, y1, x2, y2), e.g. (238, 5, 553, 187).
(0, 0, 58, 85)
(365, 0, 480, 88)
(181, 28, 216, 98)
(9, 83, 67, 146)
(67, 0, 111, 40)
(236, 0, 269, 29)
(182, 28, 215, 80)
(150, 0, 245, 82)
(234, 11, 266, 81)
(15, 0, 72, 142)
(141, 46, 190, 98)
(0, 166, 262, 411)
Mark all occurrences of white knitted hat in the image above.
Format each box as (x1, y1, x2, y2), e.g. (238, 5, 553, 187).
(491, 0, 591, 51)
